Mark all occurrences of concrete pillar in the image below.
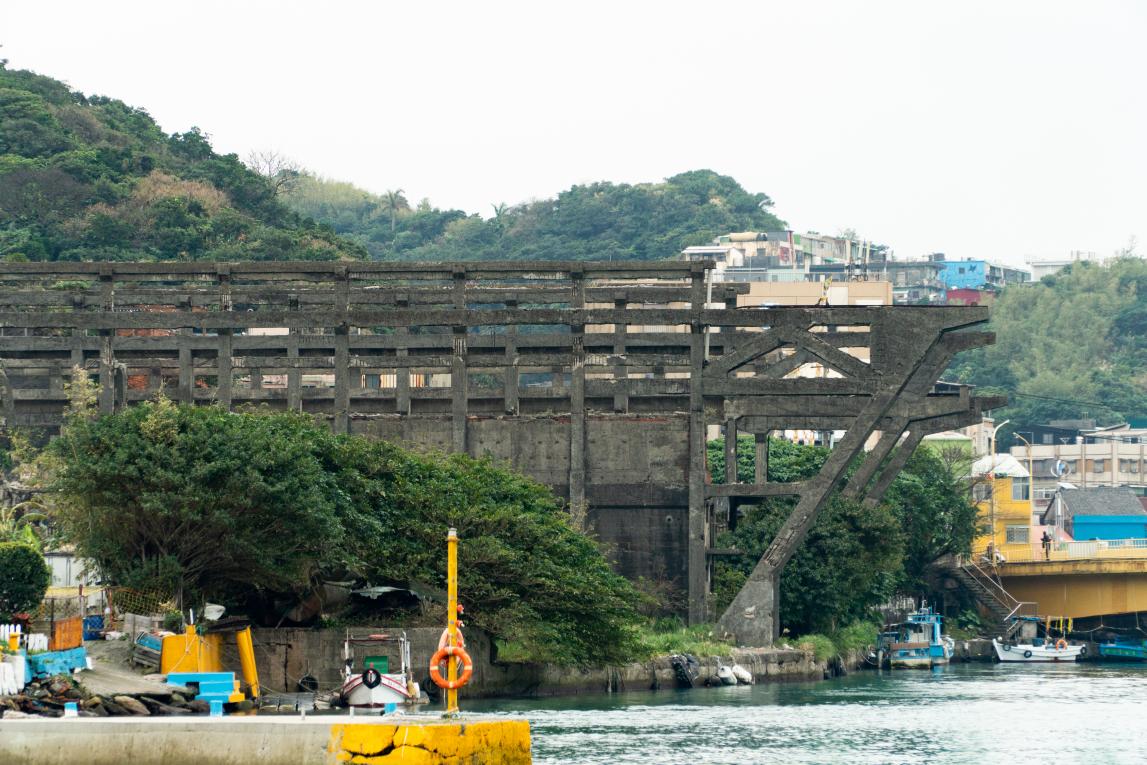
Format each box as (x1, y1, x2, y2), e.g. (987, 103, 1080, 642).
(98, 331, 114, 414)
(451, 327, 467, 454)
(725, 417, 739, 484)
(504, 300, 519, 415)
(687, 267, 709, 624)
(217, 329, 233, 410)
(178, 338, 193, 403)
(287, 332, 301, 412)
(613, 297, 628, 413)
(334, 325, 349, 434)
(570, 325, 587, 514)
(396, 297, 410, 415)
(755, 432, 769, 484)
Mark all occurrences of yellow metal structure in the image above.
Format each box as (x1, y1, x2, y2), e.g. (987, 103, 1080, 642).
(160, 623, 261, 701)
(160, 624, 224, 675)
(446, 527, 459, 715)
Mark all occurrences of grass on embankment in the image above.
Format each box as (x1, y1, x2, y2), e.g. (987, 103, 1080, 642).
(636, 618, 883, 663)
(496, 618, 883, 665)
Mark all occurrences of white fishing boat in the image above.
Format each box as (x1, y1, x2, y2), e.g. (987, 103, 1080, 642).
(992, 637, 1086, 663)
(337, 632, 419, 709)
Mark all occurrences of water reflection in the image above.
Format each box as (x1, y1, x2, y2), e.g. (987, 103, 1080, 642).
(467, 663, 1147, 764)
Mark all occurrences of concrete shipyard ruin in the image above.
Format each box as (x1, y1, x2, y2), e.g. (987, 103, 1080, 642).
(0, 261, 1000, 645)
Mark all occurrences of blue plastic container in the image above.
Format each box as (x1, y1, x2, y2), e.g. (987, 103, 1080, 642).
(82, 616, 104, 640)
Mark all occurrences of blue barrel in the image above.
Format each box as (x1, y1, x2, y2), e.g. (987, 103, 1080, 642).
(82, 616, 104, 640)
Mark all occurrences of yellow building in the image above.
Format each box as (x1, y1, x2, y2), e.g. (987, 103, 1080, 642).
(971, 453, 1033, 560)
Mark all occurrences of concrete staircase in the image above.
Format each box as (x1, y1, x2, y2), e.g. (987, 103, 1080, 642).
(940, 555, 1037, 640)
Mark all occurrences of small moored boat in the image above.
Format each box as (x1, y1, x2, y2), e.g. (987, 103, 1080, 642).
(337, 631, 420, 709)
(1097, 639, 1147, 661)
(992, 637, 1085, 663)
(877, 605, 953, 668)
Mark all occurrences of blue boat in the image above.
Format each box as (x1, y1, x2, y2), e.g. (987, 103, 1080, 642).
(1097, 639, 1147, 661)
(876, 606, 954, 668)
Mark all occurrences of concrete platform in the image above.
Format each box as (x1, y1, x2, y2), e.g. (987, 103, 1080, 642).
(0, 714, 531, 764)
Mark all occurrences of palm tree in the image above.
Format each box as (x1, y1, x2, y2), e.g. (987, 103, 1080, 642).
(383, 189, 407, 235)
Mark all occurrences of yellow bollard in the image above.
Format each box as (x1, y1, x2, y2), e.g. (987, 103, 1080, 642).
(446, 527, 459, 715)
(7, 634, 18, 652)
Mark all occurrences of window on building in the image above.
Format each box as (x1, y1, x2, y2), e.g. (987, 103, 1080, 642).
(958, 267, 966, 274)
(1006, 525, 1030, 544)
(1093, 459, 1105, 474)
(1012, 476, 1030, 501)
(1042, 433, 1053, 445)
(973, 483, 993, 502)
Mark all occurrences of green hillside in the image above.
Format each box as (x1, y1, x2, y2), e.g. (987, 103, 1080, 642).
(282, 169, 787, 261)
(950, 256, 1147, 446)
(0, 65, 363, 262)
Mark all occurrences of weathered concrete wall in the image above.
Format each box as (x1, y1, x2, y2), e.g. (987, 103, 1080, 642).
(352, 413, 691, 586)
(0, 717, 531, 765)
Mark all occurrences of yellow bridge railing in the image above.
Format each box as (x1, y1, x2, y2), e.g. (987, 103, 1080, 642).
(992, 538, 1147, 564)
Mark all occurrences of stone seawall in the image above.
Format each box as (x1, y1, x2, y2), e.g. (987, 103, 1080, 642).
(251, 627, 829, 699)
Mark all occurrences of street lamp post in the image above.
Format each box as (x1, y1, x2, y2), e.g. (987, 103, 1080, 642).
(989, 419, 1011, 565)
(1014, 432, 1036, 557)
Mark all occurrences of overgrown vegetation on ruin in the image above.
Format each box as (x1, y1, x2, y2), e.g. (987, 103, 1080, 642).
(707, 436, 978, 636)
(40, 401, 640, 665)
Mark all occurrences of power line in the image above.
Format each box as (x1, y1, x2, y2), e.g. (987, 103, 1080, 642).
(1004, 390, 1113, 409)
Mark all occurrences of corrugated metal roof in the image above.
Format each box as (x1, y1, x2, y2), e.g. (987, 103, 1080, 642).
(1041, 487, 1146, 525)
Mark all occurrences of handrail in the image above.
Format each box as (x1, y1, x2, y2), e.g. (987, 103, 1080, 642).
(962, 557, 1021, 609)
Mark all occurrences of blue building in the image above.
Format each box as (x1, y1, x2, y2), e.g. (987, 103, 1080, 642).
(936, 258, 1030, 290)
(1041, 486, 1147, 541)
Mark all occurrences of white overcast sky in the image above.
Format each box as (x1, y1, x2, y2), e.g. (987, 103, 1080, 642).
(3, 1, 1145, 266)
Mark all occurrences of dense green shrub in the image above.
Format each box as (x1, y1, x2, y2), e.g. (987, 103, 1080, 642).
(0, 542, 51, 620)
(50, 401, 639, 664)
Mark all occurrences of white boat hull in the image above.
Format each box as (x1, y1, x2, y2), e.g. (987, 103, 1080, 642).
(340, 673, 412, 708)
(993, 638, 1084, 663)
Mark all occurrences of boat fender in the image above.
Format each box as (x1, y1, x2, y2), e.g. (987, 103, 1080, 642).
(1023, 650, 1032, 659)
(1055, 639, 1068, 651)
(1079, 645, 1087, 656)
(429, 645, 474, 690)
(362, 668, 382, 689)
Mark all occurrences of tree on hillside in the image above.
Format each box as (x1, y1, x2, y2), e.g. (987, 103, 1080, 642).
(950, 257, 1147, 449)
(245, 150, 302, 196)
(280, 169, 787, 262)
(0, 65, 363, 262)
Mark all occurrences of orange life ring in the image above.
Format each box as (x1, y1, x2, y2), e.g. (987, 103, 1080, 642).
(429, 645, 473, 690)
(1055, 639, 1068, 651)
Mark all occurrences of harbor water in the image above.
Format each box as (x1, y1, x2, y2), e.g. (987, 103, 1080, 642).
(468, 663, 1147, 764)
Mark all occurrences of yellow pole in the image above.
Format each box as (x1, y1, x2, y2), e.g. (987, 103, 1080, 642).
(446, 527, 459, 715)
(235, 626, 260, 700)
